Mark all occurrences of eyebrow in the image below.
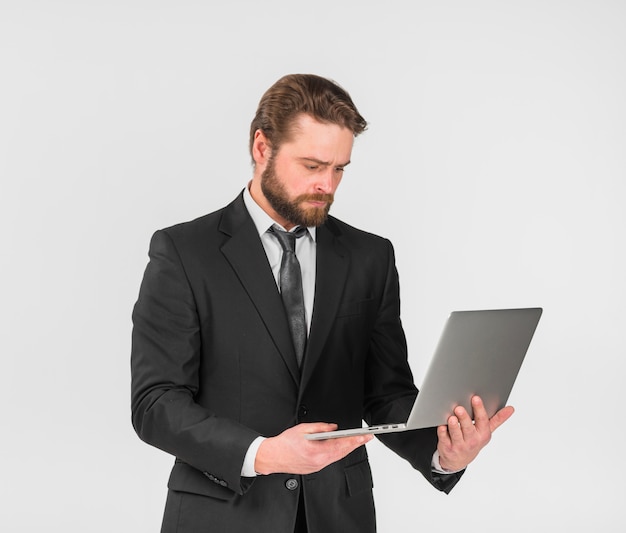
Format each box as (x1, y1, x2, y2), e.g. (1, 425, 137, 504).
(299, 157, 352, 168)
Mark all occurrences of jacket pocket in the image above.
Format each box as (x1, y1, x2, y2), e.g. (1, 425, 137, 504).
(344, 459, 374, 497)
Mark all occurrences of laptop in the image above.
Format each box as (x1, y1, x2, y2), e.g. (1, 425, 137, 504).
(305, 307, 542, 440)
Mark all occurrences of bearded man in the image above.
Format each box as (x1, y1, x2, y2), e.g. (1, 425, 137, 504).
(131, 73, 512, 533)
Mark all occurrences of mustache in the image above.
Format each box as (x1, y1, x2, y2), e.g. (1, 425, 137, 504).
(296, 193, 334, 203)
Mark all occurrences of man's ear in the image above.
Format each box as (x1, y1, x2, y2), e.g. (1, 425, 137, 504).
(252, 129, 272, 166)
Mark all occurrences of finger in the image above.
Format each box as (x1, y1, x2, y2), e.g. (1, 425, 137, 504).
(321, 434, 372, 462)
(437, 424, 452, 450)
(311, 432, 372, 450)
(455, 405, 475, 435)
(341, 434, 373, 449)
(471, 396, 490, 432)
(489, 405, 515, 433)
(330, 434, 373, 448)
(300, 422, 339, 434)
(447, 415, 463, 444)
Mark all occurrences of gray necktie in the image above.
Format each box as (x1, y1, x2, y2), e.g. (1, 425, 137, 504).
(270, 225, 307, 366)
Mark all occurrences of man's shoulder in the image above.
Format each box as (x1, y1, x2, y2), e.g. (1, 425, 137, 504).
(160, 209, 223, 236)
(158, 193, 245, 240)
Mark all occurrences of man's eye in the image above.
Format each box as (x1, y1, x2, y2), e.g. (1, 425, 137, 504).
(335, 167, 345, 173)
(306, 165, 319, 170)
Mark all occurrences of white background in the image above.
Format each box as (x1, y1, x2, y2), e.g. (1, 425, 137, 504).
(2, 1, 625, 531)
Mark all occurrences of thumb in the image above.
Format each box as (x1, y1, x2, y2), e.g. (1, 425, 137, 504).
(298, 422, 339, 434)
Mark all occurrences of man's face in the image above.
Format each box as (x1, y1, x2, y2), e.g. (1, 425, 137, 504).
(258, 114, 354, 229)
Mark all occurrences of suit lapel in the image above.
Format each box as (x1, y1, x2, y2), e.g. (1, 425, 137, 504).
(300, 219, 349, 393)
(219, 194, 301, 385)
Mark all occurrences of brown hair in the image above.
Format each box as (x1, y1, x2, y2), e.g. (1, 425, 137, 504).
(249, 74, 367, 161)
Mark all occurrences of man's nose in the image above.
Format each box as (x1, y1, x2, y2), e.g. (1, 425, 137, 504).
(315, 168, 335, 193)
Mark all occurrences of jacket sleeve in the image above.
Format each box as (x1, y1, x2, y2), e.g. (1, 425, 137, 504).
(130, 229, 259, 496)
(362, 239, 464, 494)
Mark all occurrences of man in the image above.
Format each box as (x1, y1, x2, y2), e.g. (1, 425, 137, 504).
(131, 74, 513, 533)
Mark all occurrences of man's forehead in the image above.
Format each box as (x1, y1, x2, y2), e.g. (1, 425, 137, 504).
(287, 113, 351, 137)
(281, 114, 354, 154)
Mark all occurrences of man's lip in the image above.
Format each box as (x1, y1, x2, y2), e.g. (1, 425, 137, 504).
(304, 199, 328, 207)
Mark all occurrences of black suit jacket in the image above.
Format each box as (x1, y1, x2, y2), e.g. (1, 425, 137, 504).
(131, 192, 463, 533)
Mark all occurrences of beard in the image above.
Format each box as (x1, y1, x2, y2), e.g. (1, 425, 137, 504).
(261, 159, 334, 228)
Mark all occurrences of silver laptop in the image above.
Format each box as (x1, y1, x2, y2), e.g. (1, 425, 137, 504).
(306, 307, 542, 440)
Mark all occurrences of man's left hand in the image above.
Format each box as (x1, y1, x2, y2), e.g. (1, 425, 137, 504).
(436, 395, 514, 472)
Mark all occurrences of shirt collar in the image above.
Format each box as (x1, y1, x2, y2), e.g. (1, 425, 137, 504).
(243, 183, 317, 241)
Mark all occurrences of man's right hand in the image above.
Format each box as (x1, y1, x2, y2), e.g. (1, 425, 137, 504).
(254, 423, 373, 475)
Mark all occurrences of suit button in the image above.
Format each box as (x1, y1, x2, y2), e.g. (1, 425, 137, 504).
(298, 405, 308, 418)
(285, 478, 299, 491)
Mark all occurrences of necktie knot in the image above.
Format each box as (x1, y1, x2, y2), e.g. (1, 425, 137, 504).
(270, 225, 307, 254)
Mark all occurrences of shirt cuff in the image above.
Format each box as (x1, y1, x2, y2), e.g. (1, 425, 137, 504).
(431, 450, 463, 474)
(241, 436, 266, 477)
